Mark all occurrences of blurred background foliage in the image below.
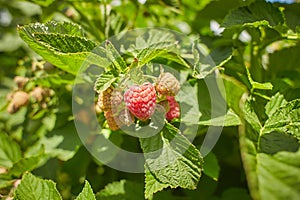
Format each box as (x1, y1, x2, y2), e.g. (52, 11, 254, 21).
(0, 0, 300, 199)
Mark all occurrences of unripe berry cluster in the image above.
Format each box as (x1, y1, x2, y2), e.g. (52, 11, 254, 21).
(6, 76, 53, 114)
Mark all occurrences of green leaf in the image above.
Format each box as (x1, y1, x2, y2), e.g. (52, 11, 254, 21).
(26, 134, 78, 161)
(240, 97, 300, 200)
(75, 181, 96, 200)
(220, 74, 248, 115)
(258, 131, 299, 154)
(0, 133, 22, 169)
(14, 172, 62, 200)
(0, 174, 15, 189)
(221, 188, 252, 200)
(137, 41, 178, 66)
(105, 40, 127, 73)
(156, 52, 191, 69)
(247, 68, 273, 91)
(196, 77, 241, 127)
(26, 0, 55, 7)
(269, 45, 300, 74)
(94, 72, 117, 94)
(177, 82, 201, 126)
(203, 152, 220, 181)
(9, 152, 45, 177)
(222, 0, 284, 28)
(144, 168, 170, 200)
(263, 99, 300, 140)
(140, 123, 203, 199)
(265, 92, 288, 117)
(96, 180, 144, 200)
(29, 73, 74, 88)
(45, 122, 82, 161)
(281, 3, 300, 31)
(256, 151, 300, 200)
(136, 29, 176, 49)
(42, 112, 56, 131)
(34, 33, 96, 53)
(198, 109, 241, 126)
(193, 43, 232, 79)
(18, 21, 99, 75)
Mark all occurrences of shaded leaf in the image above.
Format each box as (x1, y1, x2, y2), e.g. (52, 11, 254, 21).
(9, 152, 45, 177)
(0, 133, 22, 169)
(221, 188, 252, 200)
(222, 0, 284, 28)
(269, 45, 300, 74)
(203, 152, 220, 181)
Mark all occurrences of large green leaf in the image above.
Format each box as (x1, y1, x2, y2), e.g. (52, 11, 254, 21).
(222, 0, 284, 28)
(240, 97, 300, 200)
(140, 123, 203, 199)
(14, 173, 62, 200)
(0, 133, 22, 169)
(75, 181, 96, 200)
(18, 21, 99, 75)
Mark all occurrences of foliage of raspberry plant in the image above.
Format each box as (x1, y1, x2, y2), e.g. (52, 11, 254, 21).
(1, 0, 300, 200)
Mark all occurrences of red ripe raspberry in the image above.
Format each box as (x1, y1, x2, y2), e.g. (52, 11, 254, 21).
(165, 96, 180, 121)
(124, 82, 156, 121)
(155, 72, 180, 96)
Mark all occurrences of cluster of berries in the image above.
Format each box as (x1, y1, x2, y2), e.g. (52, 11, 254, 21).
(6, 76, 53, 114)
(96, 72, 180, 131)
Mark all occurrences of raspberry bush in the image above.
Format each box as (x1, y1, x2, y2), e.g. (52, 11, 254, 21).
(1, 0, 300, 200)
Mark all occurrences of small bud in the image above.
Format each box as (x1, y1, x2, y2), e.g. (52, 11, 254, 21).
(7, 91, 29, 114)
(30, 87, 45, 102)
(13, 76, 28, 88)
